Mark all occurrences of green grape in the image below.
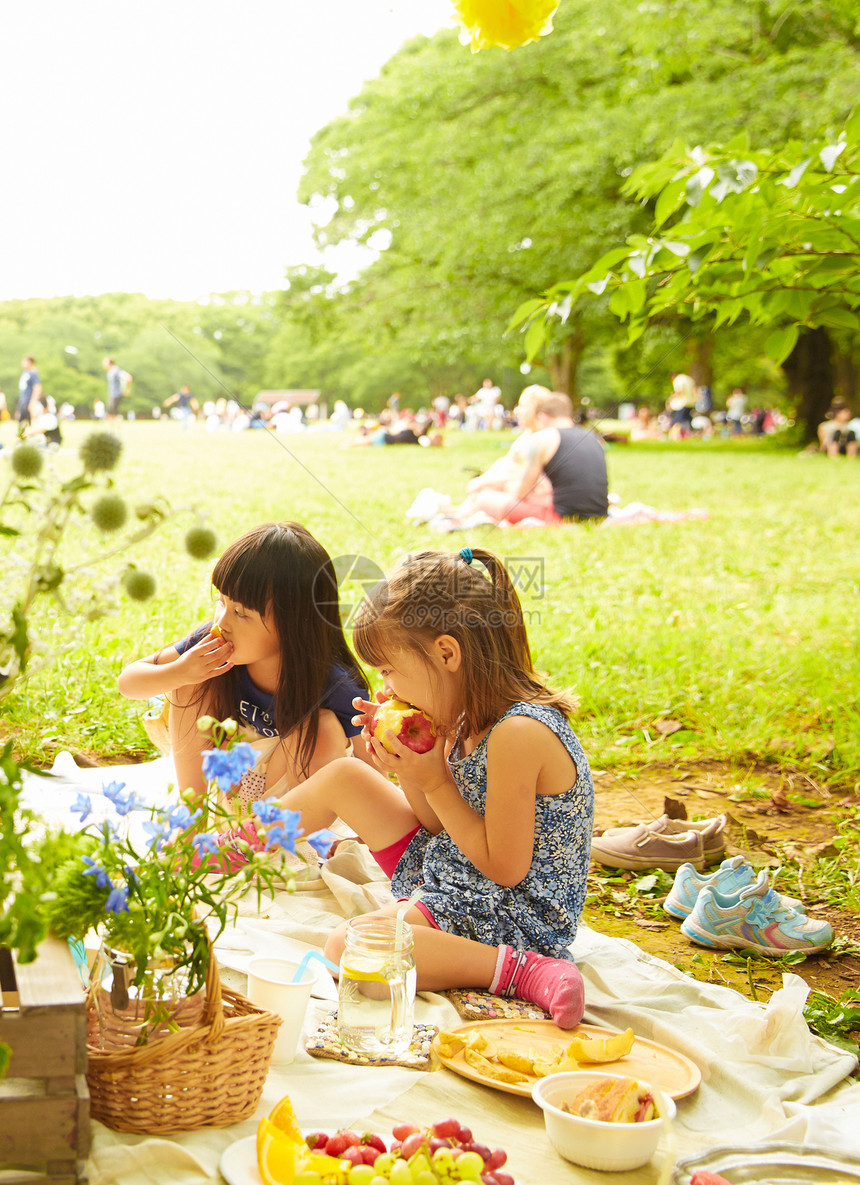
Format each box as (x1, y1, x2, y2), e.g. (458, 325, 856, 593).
(373, 1153, 396, 1175)
(348, 1167, 376, 1185)
(409, 1153, 432, 1178)
(453, 1151, 484, 1181)
(389, 1161, 413, 1185)
(414, 1172, 439, 1185)
(432, 1149, 455, 1174)
(370, 1178, 388, 1185)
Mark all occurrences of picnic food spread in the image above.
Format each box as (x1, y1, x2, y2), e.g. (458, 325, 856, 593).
(561, 1075, 656, 1123)
(431, 1017, 701, 1100)
(255, 1094, 516, 1185)
(435, 1021, 635, 1083)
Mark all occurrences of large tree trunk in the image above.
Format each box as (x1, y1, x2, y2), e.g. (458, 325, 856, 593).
(685, 334, 714, 386)
(781, 327, 835, 443)
(546, 329, 585, 398)
(834, 350, 857, 406)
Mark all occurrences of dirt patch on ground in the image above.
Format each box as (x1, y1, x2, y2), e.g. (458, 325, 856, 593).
(587, 762, 860, 1027)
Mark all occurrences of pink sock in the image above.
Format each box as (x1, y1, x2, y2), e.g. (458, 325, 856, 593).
(490, 946, 585, 1029)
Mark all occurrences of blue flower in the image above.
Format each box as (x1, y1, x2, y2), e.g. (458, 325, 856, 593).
(261, 807, 302, 853)
(105, 886, 129, 914)
(102, 780, 127, 805)
(252, 799, 289, 826)
(81, 856, 112, 890)
(70, 793, 92, 823)
(264, 826, 297, 853)
(164, 804, 203, 831)
(307, 828, 338, 858)
(200, 744, 259, 792)
(112, 789, 144, 817)
(191, 832, 220, 857)
(143, 819, 171, 852)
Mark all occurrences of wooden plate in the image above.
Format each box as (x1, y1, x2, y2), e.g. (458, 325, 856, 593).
(432, 1019, 701, 1100)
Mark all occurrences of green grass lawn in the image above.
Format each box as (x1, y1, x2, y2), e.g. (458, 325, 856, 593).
(2, 420, 858, 789)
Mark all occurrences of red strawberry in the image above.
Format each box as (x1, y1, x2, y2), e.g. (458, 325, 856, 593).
(361, 1134, 387, 1153)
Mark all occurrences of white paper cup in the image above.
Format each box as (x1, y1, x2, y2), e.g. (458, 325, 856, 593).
(246, 957, 315, 1063)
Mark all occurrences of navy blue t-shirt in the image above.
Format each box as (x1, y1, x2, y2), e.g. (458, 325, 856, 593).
(172, 623, 363, 739)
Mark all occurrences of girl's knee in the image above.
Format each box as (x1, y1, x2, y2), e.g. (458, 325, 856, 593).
(324, 923, 348, 966)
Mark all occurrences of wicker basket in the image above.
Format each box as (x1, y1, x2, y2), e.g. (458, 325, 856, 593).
(86, 945, 281, 1134)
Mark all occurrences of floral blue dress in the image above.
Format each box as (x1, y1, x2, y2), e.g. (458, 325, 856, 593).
(391, 702, 594, 958)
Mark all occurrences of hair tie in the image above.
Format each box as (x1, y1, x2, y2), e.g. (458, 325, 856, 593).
(459, 547, 474, 566)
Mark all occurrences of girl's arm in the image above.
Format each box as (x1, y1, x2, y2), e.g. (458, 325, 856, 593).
(400, 716, 575, 886)
(168, 683, 211, 798)
(117, 633, 233, 700)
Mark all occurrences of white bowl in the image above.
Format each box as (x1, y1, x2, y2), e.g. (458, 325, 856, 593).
(532, 1070, 676, 1172)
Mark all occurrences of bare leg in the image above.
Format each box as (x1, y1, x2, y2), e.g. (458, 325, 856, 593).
(279, 757, 420, 849)
(323, 903, 585, 1026)
(324, 904, 497, 991)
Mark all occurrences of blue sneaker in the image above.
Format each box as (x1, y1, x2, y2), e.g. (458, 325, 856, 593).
(680, 871, 833, 956)
(664, 856, 756, 920)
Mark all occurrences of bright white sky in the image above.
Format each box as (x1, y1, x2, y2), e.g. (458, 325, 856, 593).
(2, 0, 455, 302)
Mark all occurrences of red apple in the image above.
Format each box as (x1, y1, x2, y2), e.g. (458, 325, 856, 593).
(372, 699, 435, 754)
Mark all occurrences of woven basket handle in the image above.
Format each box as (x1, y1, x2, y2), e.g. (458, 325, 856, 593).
(203, 942, 225, 1041)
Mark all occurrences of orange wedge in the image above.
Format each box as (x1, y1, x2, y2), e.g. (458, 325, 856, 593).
(269, 1095, 304, 1144)
(257, 1117, 301, 1185)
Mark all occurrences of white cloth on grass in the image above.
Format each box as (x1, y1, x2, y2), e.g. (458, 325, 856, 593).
(21, 754, 858, 1184)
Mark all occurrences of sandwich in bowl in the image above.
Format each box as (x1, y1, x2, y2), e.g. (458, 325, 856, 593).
(562, 1076, 656, 1123)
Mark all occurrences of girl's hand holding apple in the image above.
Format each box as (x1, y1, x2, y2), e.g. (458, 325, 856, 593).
(350, 693, 388, 735)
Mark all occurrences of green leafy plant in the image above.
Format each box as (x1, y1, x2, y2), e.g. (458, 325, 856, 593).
(0, 740, 93, 963)
(803, 988, 860, 1055)
(586, 866, 674, 920)
(0, 428, 220, 972)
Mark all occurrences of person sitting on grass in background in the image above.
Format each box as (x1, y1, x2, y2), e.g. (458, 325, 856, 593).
(117, 521, 371, 804)
(455, 390, 608, 526)
(824, 405, 858, 458)
(452, 384, 554, 514)
(629, 405, 662, 442)
(205, 546, 594, 1028)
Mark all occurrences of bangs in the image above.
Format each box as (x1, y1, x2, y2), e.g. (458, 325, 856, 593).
(211, 545, 272, 615)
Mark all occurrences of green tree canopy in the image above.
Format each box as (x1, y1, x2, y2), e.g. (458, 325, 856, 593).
(0, 292, 279, 416)
(298, 0, 860, 405)
(516, 106, 860, 434)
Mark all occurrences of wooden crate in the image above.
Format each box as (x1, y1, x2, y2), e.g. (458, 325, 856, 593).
(0, 938, 90, 1184)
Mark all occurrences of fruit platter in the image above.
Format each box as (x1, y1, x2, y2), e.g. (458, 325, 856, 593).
(432, 1018, 701, 1100)
(221, 1095, 518, 1185)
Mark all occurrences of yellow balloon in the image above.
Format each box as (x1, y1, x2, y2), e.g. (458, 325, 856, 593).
(452, 0, 560, 51)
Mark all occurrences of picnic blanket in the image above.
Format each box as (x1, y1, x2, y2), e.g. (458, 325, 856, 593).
(21, 755, 859, 1184)
(404, 487, 709, 530)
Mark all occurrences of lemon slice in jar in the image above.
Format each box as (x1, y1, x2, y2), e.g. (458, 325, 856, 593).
(341, 957, 389, 983)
